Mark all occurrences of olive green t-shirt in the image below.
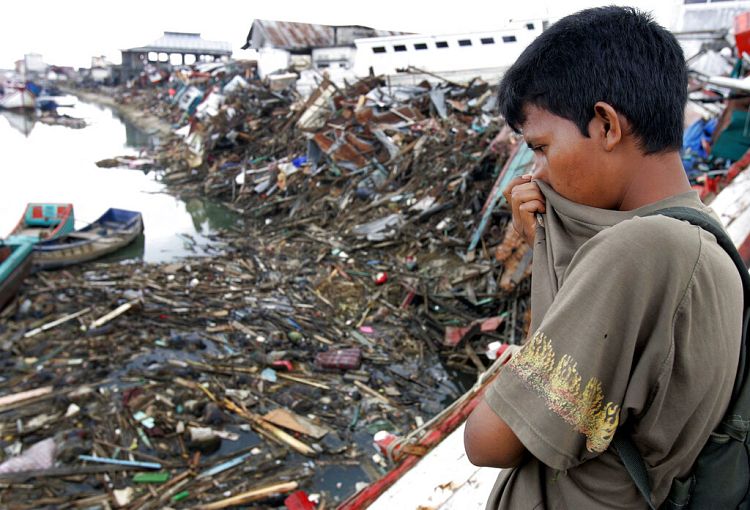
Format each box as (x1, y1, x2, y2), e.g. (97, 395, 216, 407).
(484, 181, 743, 509)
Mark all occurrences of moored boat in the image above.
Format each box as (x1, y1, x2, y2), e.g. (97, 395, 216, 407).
(0, 242, 34, 311)
(7, 203, 75, 244)
(0, 87, 36, 110)
(337, 346, 518, 510)
(707, 167, 750, 266)
(33, 208, 144, 270)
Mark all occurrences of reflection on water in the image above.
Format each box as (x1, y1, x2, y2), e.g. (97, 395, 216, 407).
(1, 110, 36, 137)
(0, 98, 240, 263)
(98, 232, 146, 264)
(109, 109, 163, 150)
(124, 121, 154, 148)
(185, 198, 240, 232)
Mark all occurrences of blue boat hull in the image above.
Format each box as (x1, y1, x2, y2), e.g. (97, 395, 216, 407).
(0, 242, 33, 310)
(33, 208, 144, 270)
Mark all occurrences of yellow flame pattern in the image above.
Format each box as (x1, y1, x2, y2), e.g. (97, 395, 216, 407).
(508, 331, 620, 453)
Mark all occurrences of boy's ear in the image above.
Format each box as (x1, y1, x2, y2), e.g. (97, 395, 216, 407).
(592, 102, 622, 151)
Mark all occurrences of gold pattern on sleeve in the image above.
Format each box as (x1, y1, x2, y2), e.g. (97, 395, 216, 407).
(507, 331, 620, 453)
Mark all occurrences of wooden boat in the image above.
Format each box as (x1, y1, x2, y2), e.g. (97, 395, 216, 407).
(0, 242, 34, 311)
(337, 346, 518, 510)
(0, 87, 36, 110)
(33, 208, 143, 270)
(708, 164, 750, 266)
(7, 203, 75, 244)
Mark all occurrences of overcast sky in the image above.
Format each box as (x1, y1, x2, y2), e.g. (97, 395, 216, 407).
(1, 0, 678, 70)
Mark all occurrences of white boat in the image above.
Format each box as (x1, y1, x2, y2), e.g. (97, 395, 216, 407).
(0, 88, 36, 110)
(338, 347, 518, 510)
(708, 160, 750, 266)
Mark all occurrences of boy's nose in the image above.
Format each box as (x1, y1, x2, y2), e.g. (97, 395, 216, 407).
(531, 159, 548, 181)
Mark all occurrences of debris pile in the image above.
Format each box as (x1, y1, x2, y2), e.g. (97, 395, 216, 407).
(0, 61, 545, 507)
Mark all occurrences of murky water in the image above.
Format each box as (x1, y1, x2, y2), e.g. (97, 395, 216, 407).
(0, 98, 240, 262)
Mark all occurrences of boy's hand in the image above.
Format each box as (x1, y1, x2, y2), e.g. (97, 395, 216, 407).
(503, 174, 546, 246)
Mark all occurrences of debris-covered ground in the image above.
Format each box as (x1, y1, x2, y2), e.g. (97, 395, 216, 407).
(1, 63, 539, 509)
(9, 36, 750, 509)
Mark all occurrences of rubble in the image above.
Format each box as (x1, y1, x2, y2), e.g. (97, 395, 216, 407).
(0, 60, 539, 507)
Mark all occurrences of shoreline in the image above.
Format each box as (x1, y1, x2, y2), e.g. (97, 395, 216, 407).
(62, 86, 173, 137)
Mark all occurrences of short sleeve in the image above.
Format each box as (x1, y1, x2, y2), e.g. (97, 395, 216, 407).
(484, 217, 699, 471)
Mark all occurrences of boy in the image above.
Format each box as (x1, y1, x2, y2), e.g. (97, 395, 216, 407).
(464, 6, 743, 509)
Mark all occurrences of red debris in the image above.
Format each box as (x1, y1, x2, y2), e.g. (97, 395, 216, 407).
(314, 348, 362, 370)
(374, 272, 388, 285)
(272, 360, 294, 371)
(284, 490, 315, 510)
(444, 316, 504, 347)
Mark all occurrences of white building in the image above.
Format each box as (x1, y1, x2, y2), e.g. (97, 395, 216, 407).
(353, 22, 544, 85)
(14, 53, 47, 76)
(669, 0, 750, 33)
(242, 20, 405, 78)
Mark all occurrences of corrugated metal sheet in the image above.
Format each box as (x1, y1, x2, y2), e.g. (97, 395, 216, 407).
(247, 20, 406, 51)
(127, 32, 232, 55)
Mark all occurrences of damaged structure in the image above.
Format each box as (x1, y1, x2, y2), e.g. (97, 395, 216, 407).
(120, 32, 232, 82)
(242, 20, 406, 78)
(241, 18, 546, 90)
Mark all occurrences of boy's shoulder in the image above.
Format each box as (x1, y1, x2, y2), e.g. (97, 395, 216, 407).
(579, 207, 737, 290)
(571, 211, 708, 284)
(591, 212, 703, 256)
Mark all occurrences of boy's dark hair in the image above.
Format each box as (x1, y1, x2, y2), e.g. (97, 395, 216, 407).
(498, 6, 687, 154)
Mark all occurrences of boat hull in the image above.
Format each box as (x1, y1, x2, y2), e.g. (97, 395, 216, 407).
(33, 209, 143, 270)
(338, 347, 518, 510)
(0, 89, 36, 110)
(709, 168, 750, 266)
(8, 203, 75, 244)
(0, 243, 34, 311)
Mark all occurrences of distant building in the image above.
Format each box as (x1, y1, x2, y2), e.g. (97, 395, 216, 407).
(242, 20, 406, 77)
(47, 66, 76, 82)
(120, 32, 232, 81)
(243, 19, 549, 87)
(671, 0, 750, 33)
(90, 55, 114, 83)
(353, 23, 544, 84)
(243, 20, 405, 53)
(14, 53, 47, 77)
(664, 0, 750, 65)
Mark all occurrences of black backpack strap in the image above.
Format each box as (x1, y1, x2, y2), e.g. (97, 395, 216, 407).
(611, 206, 750, 509)
(612, 430, 657, 509)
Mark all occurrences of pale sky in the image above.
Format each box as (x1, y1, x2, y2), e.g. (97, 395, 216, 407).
(1, 0, 679, 71)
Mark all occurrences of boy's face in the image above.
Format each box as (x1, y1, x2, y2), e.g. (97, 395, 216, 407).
(521, 104, 624, 209)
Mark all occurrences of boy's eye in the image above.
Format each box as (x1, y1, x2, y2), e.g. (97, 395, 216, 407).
(532, 145, 546, 153)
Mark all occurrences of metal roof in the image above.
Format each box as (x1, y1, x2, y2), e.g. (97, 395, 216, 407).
(125, 32, 232, 56)
(243, 20, 406, 51)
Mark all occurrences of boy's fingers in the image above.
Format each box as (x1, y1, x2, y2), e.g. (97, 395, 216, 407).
(510, 186, 545, 207)
(504, 177, 544, 245)
(515, 200, 545, 243)
(519, 199, 546, 215)
(503, 174, 533, 204)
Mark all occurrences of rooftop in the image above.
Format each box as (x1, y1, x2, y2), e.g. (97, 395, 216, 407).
(243, 20, 407, 51)
(125, 32, 232, 56)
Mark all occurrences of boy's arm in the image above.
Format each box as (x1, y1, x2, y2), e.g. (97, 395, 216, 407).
(464, 400, 526, 468)
(462, 174, 538, 467)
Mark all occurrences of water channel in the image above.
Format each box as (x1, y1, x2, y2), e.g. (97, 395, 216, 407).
(0, 99, 373, 501)
(0, 97, 240, 262)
